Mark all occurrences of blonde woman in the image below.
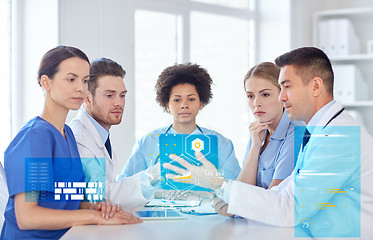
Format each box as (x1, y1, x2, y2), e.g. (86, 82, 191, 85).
(238, 62, 303, 189)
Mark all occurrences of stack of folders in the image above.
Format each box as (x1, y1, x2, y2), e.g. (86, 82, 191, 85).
(318, 18, 360, 56)
(333, 64, 368, 102)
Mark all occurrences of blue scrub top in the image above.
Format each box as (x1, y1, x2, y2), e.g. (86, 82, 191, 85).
(118, 126, 241, 181)
(1, 116, 85, 240)
(243, 111, 304, 189)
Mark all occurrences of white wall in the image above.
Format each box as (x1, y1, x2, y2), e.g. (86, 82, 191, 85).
(11, 0, 135, 174)
(59, 0, 136, 175)
(257, 0, 291, 63)
(12, 0, 58, 134)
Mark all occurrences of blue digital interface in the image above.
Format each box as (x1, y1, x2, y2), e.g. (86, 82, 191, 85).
(136, 210, 185, 219)
(159, 134, 219, 191)
(294, 126, 361, 237)
(25, 158, 105, 202)
(25, 157, 54, 202)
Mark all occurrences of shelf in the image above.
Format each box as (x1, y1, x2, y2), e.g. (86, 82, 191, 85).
(313, 6, 373, 135)
(330, 54, 373, 62)
(342, 101, 373, 107)
(315, 8, 373, 18)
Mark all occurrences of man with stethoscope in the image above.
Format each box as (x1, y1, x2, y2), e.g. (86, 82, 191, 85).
(164, 47, 373, 238)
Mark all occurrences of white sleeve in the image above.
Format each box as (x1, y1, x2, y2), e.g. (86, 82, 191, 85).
(108, 172, 148, 210)
(227, 174, 295, 227)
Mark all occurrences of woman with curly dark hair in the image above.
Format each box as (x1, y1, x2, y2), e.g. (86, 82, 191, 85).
(119, 63, 241, 193)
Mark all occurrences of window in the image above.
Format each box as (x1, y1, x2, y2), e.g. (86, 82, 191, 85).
(135, 10, 178, 139)
(190, 11, 250, 160)
(192, 0, 250, 9)
(134, 0, 255, 162)
(0, 0, 11, 165)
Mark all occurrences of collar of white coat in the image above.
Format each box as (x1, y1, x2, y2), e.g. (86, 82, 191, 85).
(76, 109, 109, 150)
(81, 107, 109, 144)
(306, 100, 341, 134)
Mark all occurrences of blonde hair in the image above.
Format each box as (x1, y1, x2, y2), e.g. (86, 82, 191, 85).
(244, 62, 280, 90)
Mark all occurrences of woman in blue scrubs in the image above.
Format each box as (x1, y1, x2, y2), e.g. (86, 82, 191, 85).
(118, 63, 241, 192)
(237, 62, 303, 189)
(1, 46, 141, 240)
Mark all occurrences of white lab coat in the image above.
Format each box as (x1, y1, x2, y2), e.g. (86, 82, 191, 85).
(226, 101, 373, 238)
(0, 162, 8, 232)
(69, 109, 148, 209)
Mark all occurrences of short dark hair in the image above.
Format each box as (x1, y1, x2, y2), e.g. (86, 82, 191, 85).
(274, 47, 334, 94)
(88, 58, 126, 96)
(155, 63, 213, 110)
(37, 45, 89, 86)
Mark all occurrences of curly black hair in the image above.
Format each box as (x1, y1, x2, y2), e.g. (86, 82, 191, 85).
(155, 63, 213, 111)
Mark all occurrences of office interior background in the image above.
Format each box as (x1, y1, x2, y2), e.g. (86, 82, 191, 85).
(1, 0, 372, 175)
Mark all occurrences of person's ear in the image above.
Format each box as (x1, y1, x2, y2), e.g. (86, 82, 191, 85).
(40, 75, 51, 91)
(199, 103, 204, 110)
(85, 92, 93, 107)
(166, 104, 170, 113)
(312, 77, 323, 97)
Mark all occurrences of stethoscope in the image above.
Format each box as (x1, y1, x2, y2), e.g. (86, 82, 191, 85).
(164, 124, 204, 135)
(302, 107, 345, 148)
(323, 107, 345, 128)
(153, 124, 204, 164)
(297, 107, 345, 174)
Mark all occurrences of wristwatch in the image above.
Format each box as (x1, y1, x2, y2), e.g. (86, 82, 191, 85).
(214, 179, 228, 199)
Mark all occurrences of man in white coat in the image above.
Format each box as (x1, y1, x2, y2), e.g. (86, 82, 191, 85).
(69, 58, 152, 211)
(164, 47, 373, 238)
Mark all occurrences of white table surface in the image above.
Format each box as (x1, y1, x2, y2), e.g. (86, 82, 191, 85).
(61, 213, 302, 240)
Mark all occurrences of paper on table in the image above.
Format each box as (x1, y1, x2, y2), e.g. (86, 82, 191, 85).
(145, 199, 201, 207)
(180, 204, 217, 215)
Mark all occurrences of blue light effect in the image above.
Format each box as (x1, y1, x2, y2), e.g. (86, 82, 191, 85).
(294, 126, 361, 237)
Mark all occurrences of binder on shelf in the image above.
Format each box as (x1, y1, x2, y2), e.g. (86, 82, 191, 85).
(367, 40, 373, 54)
(327, 19, 339, 56)
(337, 18, 360, 55)
(317, 20, 329, 53)
(317, 18, 361, 56)
(333, 64, 367, 102)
